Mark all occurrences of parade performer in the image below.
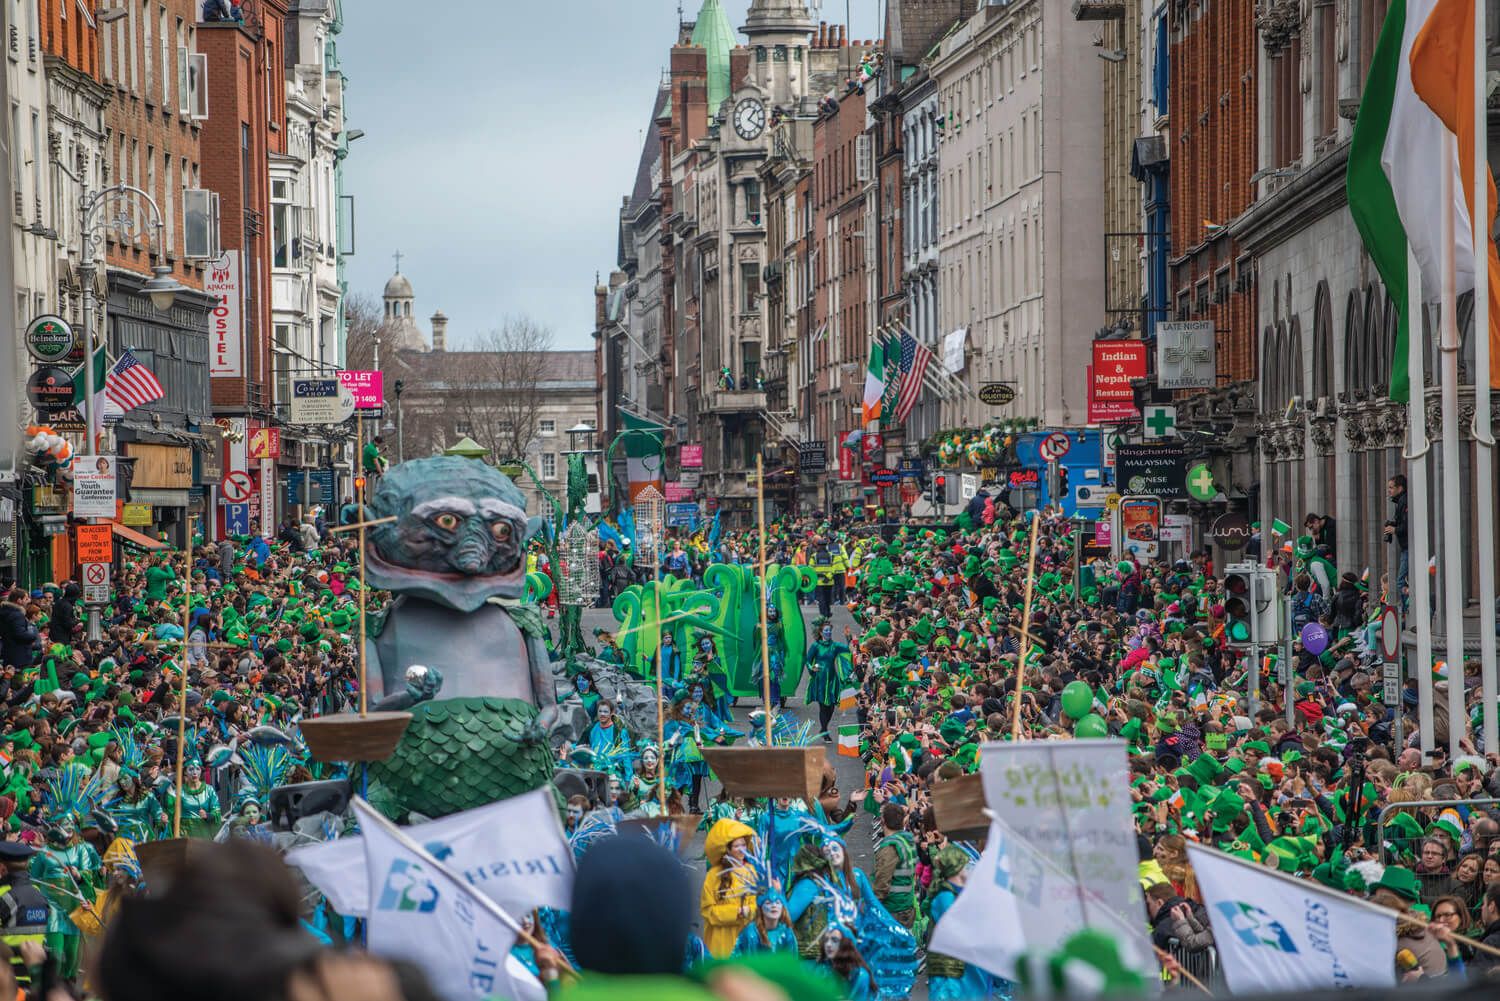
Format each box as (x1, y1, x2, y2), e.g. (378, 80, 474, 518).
(581, 699, 634, 780)
(814, 925, 874, 1000)
(693, 636, 734, 721)
(752, 605, 787, 709)
(628, 743, 663, 813)
(806, 623, 853, 738)
(30, 819, 99, 980)
(701, 818, 760, 958)
(570, 670, 602, 719)
(664, 684, 741, 812)
(733, 892, 798, 956)
(163, 760, 222, 840)
(106, 772, 165, 844)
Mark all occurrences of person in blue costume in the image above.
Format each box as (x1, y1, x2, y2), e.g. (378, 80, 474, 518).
(659, 631, 684, 684)
(926, 845, 1007, 1001)
(512, 909, 566, 977)
(106, 771, 166, 843)
(693, 636, 734, 721)
(663, 682, 743, 812)
(805, 622, 852, 739)
(734, 892, 799, 956)
(571, 669, 602, 719)
(787, 834, 918, 1000)
(815, 924, 874, 1000)
(751, 606, 787, 709)
(582, 698, 634, 780)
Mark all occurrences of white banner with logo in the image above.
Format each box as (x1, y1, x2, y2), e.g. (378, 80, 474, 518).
(72, 455, 117, 518)
(354, 800, 544, 1001)
(288, 787, 571, 918)
(1187, 843, 1396, 993)
(976, 739, 1155, 979)
(943, 328, 968, 373)
(206, 250, 244, 377)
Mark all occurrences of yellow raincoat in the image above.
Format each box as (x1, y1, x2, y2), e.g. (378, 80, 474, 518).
(700, 818, 758, 958)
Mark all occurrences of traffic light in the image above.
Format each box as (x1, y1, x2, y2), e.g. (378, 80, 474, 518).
(1223, 565, 1255, 648)
(354, 476, 366, 495)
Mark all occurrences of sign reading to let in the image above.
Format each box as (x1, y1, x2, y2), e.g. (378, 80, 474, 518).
(337, 370, 384, 409)
(75, 524, 113, 563)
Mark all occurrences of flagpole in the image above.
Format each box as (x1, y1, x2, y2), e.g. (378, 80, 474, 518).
(1438, 144, 1467, 764)
(1009, 509, 1042, 741)
(1407, 246, 1436, 756)
(1472, 0, 1499, 757)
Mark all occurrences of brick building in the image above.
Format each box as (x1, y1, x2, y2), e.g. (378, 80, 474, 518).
(1166, 0, 1256, 384)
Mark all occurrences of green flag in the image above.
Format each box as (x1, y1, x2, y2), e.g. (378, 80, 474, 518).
(619, 410, 665, 502)
(70, 344, 108, 419)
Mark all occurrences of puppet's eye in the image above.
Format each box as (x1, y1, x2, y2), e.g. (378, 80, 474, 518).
(491, 522, 513, 543)
(432, 513, 460, 531)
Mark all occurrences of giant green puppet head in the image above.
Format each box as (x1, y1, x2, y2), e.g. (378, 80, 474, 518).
(364, 456, 543, 611)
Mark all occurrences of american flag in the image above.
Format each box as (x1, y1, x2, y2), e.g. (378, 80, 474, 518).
(893, 328, 933, 422)
(105, 349, 166, 414)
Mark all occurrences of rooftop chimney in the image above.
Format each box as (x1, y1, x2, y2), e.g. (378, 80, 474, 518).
(430, 310, 448, 352)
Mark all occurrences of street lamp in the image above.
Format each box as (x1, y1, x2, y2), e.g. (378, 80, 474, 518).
(565, 422, 597, 452)
(75, 182, 184, 640)
(392, 379, 405, 462)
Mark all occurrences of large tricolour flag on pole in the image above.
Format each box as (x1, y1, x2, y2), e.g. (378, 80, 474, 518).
(1409, 0, 1500, 390)
(1187, 843, 1396, 993)
(619, 409, 666, 502)
(862, 336, 886, 423)
(353, 798, 545, 1001)
(286, 787, 571, 919)
(1346, 0, 1487, 402)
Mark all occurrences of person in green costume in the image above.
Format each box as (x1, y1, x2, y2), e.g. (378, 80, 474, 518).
(162, 761, 221, 839)
(144, 559, 175, 602)
(30, 819, 99, 980)
(106, 772, 166, 844)
(805, 623, 852, 739)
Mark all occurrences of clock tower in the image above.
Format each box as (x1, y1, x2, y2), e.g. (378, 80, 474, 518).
(741, 0, 817, 106)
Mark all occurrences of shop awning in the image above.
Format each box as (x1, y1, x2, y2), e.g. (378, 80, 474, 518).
(111, 522, 167, 550)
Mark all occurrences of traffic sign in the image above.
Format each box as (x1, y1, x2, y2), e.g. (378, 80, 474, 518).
(221, 470, 254, 503)
(75, 524, 113, 563)
(1185, 463, 1217, 501)
(1038, 431, 1072, 462)
(1379, 606, 1401, 662)
(225, 502, 250, 535)
(82, 562, 110, 604)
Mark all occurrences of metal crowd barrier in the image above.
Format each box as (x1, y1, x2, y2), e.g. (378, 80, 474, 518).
(1376, 797, 1500, 864)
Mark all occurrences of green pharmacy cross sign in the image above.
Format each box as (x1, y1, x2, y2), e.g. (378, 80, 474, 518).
(1186, 463, 1217, 502)
(1143, 405, 1177, 439)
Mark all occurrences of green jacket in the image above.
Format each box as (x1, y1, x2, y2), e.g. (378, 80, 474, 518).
(873, 831, 917, 913)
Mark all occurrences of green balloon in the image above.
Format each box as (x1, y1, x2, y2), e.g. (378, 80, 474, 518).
(1060, 680, 1094, 720)
(1074, 713, 1109, 739)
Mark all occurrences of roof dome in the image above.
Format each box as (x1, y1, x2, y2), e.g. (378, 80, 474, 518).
(384, 272, 414, 299)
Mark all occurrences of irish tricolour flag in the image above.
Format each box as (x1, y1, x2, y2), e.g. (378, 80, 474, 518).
(1347, 0, 1500, 402)
(862, 337, 886, 423)
(836, 724, 860, 758)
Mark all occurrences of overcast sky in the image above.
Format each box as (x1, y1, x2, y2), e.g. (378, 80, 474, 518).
(338, 0, 885, 351)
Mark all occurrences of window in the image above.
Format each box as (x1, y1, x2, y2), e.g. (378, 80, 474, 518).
(541, 453, 557, 479)
(182, 188, 219, 258)
(177, 44, 190, 115)
(756, 46, 767, 62)
(454, 419, 472, 436)
(271, 179, 299, 268)
(744, 179, 761, 224)
(188, 52, 208, 119)
(539, 419, 556, 435)
(1318, 0, 1337, 138)
(773, 45, 786, 62)
(740, 261, 761, 313)
(855, 133, 872, 182)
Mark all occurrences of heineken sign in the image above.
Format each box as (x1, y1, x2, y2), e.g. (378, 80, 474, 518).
(24, 315, 77, 363)
(978, 382, 1017, 406)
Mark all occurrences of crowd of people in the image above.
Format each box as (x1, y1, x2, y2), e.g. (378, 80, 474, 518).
(2, 480, 1500, 999)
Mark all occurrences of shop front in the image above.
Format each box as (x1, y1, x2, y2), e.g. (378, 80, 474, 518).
(120, 442, 195, 548)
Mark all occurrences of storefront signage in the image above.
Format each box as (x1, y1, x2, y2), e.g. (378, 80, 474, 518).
(24, 314, 76, 363)
(1155, 321, 1217, 390)
(977, 382, 1017, 406)
(122, 503, 154, 526)
(1008, 468, 1041, 488)
(870, 467, 900, 486)
(25, 367, 76, 412)
(664, 482, 693, 501)
(206, 250, 244, 377)
(839, 432, 857, 481)
(1115, 442, 1187, 499)
(679, 444, 704, 467)
(1208, 511, 1252, 552)
(291, 379, 352, 424)
(798, 444, 827, 473)
(1118, 495, 1162, 560)
(1087, 341, 1147, 423)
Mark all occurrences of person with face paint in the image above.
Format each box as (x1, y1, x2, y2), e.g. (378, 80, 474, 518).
(734, 891, 798, 955)
(658, 631, 684, 685)
(787, 839, 861, 958)
(700, 818, 760, 958)
(628, 743, 663, 813)
(218, 798, 268, 842)
(751, 606, 787, 710)
(583, 698, 635, 780)
(509, 909, 550, 977)
(693, 636, 734, 722)
(108, 771, 166, 844)
(815, 924, 874, 1000)
(162, 759, 222, 840)
(664, 685, 741, 811)
(806, 621, 853, 738)
(563, 794, 590, 834)
(572, 670, 601, 719)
